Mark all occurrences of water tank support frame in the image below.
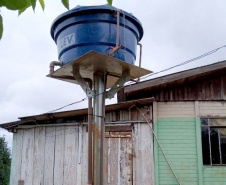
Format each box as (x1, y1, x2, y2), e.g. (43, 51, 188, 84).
(106, 69, 130, 99)
(47, 51, 153, 89)
(72, 65, 94, 98)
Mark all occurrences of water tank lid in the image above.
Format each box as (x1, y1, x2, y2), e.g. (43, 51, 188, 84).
(51, 4, 144, 41)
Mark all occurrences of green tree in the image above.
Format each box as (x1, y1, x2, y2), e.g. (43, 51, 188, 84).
(0, 136, 11, 185)
(0, 0, 113, 39)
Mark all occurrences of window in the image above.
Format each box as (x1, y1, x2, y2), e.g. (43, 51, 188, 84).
(201, 118, 226, 165)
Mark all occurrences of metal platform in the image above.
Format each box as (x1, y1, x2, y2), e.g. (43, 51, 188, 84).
(47, 51, 152, 89)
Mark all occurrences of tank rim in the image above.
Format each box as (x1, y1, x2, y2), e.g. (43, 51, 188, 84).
(50, 4, 144, 41)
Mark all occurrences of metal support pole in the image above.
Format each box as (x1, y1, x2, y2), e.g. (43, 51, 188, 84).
(138, 43, 142, 82)
(93, 72, 106, 185)
(116, 9, 120, 47)
(87, 81, 93, 185)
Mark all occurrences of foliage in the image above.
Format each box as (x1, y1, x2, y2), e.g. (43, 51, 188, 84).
(0, 0, 112, 40)
(107, 0, 112, 7)
(0, 136, 11, 185)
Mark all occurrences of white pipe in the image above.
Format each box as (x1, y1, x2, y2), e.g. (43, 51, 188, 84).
(49, 61, 62, 75)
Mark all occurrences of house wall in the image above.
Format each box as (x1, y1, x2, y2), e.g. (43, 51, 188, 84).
(9, 122, 154, 185)
(124, 70, 226, 102)
(154, 101, 226, 185)
(199, 101, 226, 185)
(199, 101, 226, 117)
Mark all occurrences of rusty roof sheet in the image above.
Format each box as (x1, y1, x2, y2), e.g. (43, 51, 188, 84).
(0, 97, 154, 132)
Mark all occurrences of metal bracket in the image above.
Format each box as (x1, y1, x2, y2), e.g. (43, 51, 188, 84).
(72, 65, 94, 98)
(106, 70, 130, 99)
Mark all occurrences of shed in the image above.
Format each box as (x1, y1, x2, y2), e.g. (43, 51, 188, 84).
(1, 60, 226, 185)
(1, 98, 155, 185)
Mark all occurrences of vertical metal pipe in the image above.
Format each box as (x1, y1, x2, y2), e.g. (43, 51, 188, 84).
(100, 75, 106, 185)
(116, 9, 120, 47)
(87, 82, 93, 185)
(138, 43, 142, 68)
(138, 43, 142, 82)
(218, 129, 222, 164)
(208, 119, 212, 165)
(93, 72, 106, 185)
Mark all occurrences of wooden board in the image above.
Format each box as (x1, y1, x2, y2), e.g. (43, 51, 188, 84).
(63, 126, 78, 185)
(44, 127, 55, 185)
(104, 131, 133, 185)
(9, 134, 16, 185)
(133, 124, 155, 185)
(54, 126, 65, 185)
(10, 130, 22, 185)
(33, 127, 46, 185)
(15, 130, 24, 185)
(81, 126, 88, 184)
(21, 128, 34, 185)
(47, 51, 152, 89)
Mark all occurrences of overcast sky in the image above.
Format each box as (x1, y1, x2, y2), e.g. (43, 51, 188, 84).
(1, 0, 226, 149)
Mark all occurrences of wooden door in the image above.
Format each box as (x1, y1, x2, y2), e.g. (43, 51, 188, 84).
(104, 131, 133, 185)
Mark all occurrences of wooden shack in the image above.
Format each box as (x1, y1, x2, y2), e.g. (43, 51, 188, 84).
(1, 98, 155, 185)
(1, 60, 226, 185)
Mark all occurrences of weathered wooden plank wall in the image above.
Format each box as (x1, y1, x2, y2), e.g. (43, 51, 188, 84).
(15, 130, 23, 185)
(104, 131, 133, 184)
(44, 127, 55, 185)
(133, 124, 155, 185)
(10, 119, 154, 185)
(10, 126, 87, 185)
(54, 126, 64, 185)
(199, 101, 226, 117)
(125, 72, 226, 102)
(33, 127, 45, 185)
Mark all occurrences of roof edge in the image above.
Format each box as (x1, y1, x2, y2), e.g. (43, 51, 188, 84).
(0, 97, 154, 132)
(125, 60, 226, 93)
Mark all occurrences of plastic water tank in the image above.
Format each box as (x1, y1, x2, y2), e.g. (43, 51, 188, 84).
(51, 4, 143, 65)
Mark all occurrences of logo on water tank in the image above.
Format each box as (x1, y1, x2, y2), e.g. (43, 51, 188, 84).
(57, 33, 75, 53)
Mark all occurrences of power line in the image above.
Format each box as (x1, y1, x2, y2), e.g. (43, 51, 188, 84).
(46, 44, 226, 113)
(139, 44, 226, 80)
(48, 97, 88, 113)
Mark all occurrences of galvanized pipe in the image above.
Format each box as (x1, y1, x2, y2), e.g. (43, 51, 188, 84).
(138, 43, 142, 68)
(109, 9, 122, 57)
(116, 9, 120, 47)
(93, 72, 106, 185)
(138, 43, 142, 81)
(87, 81, 93, 185)
(100, 74, 107, 185)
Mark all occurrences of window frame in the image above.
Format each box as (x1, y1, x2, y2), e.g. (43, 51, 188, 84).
(201, 118, 226, 166)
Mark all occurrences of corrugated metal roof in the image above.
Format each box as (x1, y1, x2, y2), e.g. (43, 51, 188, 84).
(0, 97, 154, 132)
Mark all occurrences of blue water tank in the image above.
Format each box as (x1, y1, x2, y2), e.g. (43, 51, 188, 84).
(51, 4, 143, 65)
